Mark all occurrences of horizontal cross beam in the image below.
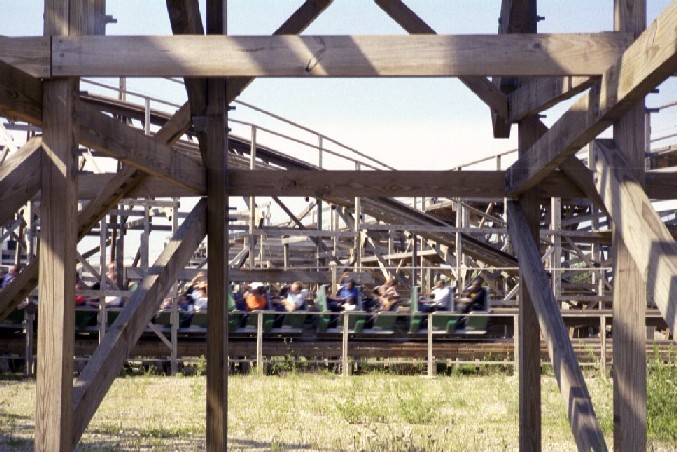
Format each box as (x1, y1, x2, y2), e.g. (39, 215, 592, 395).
(29, 33, 635, 77)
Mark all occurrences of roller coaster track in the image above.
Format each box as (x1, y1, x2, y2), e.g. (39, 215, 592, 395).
(79, 94, 518, 272)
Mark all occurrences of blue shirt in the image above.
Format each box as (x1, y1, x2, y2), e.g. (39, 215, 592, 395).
(337, 286, 359, 302)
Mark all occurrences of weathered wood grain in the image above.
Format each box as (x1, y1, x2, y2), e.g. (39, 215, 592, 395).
(51, 33, 632, 77)
(0, 137, 42, 227)
(71, 199, 207, 445)
(508, 201, 607, 451)
(0, 59, 43, 124)
(0, 36, 50, 78)
(76, 100, 205, 193)
(593, 139, 676, 334)
(506, 1, 677, 196)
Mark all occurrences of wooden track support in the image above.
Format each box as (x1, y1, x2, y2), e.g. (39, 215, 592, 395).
(611, 2, 648, 449)
(506, 1, 677, 196)
(508, 201, 607, 451)
(0, 104, 190, 322)
(593, 139, 677, 334)
(71, 198, 208, 446)
(0, 137, 42, 227)
(44, 33, 633, 78)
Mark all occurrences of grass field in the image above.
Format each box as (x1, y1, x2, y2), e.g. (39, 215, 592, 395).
(0, 365, 676, 451)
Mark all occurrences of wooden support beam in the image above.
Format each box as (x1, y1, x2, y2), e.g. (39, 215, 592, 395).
(272, 196, 340, 265)
(0, 59, 43, 124)
(593, 140, 676, 333)
(505, 1, 677, 196)
(507, 201, 607, 451)
(0, 36, 50, 78)
(204, 1, 228, 449)
(166, 0, 207, 127)
(226, 0, 333, 103)
(0, 104, 192, 322)
(509, 76, 596, 123)
(612, 2, 648, 448)
(36, 0, 78, 449)
(491, 0, 537, 138)
(517, 115, 543, 451)
(228, 167, 600, 201)
(71, 198, 207, 446)
(0, 137, 42, 227)
(374, 0, 508, 119)
(49, 33, 632, 77)
(76, 100, 205, 192)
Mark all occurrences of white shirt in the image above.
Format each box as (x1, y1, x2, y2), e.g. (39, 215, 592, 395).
(286, 290, 306, 309)
(431, 286, 452, 310)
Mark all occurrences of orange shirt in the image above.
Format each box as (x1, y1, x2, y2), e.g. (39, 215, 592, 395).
(245, 293, 267, 311)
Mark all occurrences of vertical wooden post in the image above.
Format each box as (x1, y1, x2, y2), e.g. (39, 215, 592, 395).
(455, 201, 463, 287)
(518, 114, 543, 451)
(170, 199, 179, 375)
(550, 197, 561, 303)
(613, 2, 647, 450)
(249, 126, 256, 269)
(141, 204, 150, 272)
(36, 1, 79, 449)
(317, 135, 323, 272)
(342, 311, 349, 377)
(256, 311, 263, 374)
(354, 173, 361, 272)
(98, 218, 107, 342)
(205, 1, 228, 450)
(427, 312, 435, 377)
(600, 314, 607, 377)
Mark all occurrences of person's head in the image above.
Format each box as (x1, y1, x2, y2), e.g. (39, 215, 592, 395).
(470, 276, 484, 288)
(255, 285, 266, 295)
(106, 261, 117, 279)
(8, 265, 17, 275)
(345, 279, 356, 289)
(290, 282, 303, 293)
(435, 279, 446, 289)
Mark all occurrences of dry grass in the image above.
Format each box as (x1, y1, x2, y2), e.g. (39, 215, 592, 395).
(0, 370, 675, 451)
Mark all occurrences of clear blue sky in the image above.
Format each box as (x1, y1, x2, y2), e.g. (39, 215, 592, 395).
(1, 1, 675, 171)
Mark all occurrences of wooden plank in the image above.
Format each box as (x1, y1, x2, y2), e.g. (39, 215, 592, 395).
(0, 137, 42, 227)
(505, 2, 677, 196)
(76, 99, 205, 193)
(0, 104, 194, 322)
(491, 0, 537, 138)
(153, 101, 192, 144)
(593, 141, 676, 332)
(517, 115, 542, 451)
(374, 0, 508, 119)
(76, 166, 145, 238)
(509, 76, 596, 123)
(71, 199, 207, 445)
(79, 166, 677, 203)
(507, 201, 607, 451)
(0, 59, 43, 124)
(225, 0, 333, 102)
(0, 36, 50, 78)
(35, 0, 77, 449)
(204, 1, 227, 448)
(612, 3, 648, 449)
(50, 33, 633, 77)
(77, 169, 592, 200)
(558, 154, 608, 215)
(166, 0, 208, 162)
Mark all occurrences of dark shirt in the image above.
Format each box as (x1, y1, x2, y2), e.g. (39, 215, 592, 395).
(337, 286, 359, 304)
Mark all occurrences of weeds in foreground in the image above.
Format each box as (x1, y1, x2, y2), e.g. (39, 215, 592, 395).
(1, 356, 676, 450)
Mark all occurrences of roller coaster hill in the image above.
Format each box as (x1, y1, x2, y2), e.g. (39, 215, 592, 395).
(0, 79, 675, 375)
